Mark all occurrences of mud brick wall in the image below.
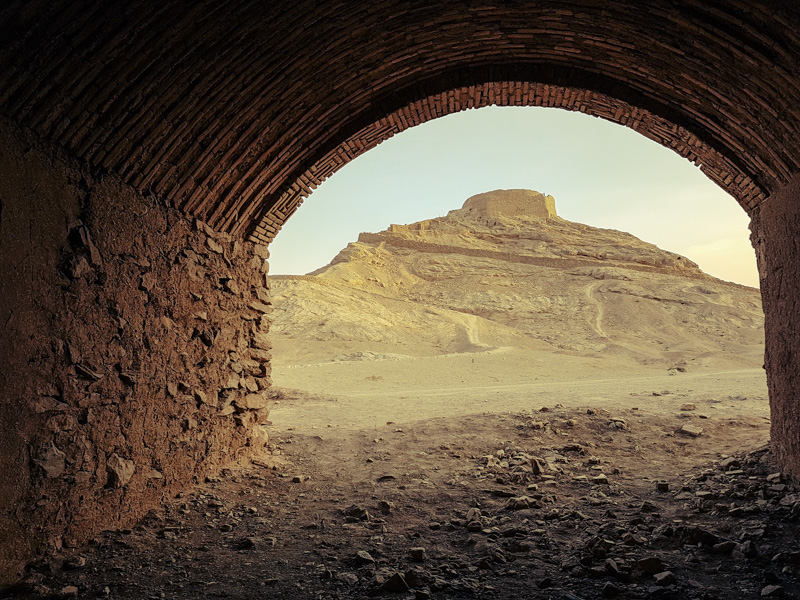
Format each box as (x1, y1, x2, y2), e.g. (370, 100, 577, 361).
(750, 174, 800, 481)
(0, 119, 273, 581)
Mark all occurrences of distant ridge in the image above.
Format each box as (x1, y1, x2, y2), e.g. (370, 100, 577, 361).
(270, 190, 763, 367)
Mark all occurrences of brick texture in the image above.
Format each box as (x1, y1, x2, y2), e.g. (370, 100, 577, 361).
(0, 1, 799, 242)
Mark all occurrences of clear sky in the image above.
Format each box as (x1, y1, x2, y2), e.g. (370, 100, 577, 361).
(268, 106, 760, 288)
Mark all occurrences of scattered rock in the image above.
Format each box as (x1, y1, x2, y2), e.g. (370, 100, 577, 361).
(248, 300, 272, 314)
(720, 457, 741, 471)
(34, 443, 66, 478)
(62, 556, 86, 570)
(344, 506, 371, 521)
(637, 557, 664, 574)
(139, 272, 157, 292)
(733, 540, 758, 559)
(410, 547, 426, 562)
(355, 550, 375, 565)
(712, 541, 737, 554)
(379, 573, 410, 593)
(118, 371, 137, 386)
(240, 393, 270, 410)
(761, 585, 785, 597)
(106, 454, 135, 488)
(223, 279, 240, 295)
(681, 527, 719, 547)
(505, 496, 534, 510)
(234, 537, 258, 550)
(74, 363, 103, 381)
(640, 500, 658, 513)
(653, 570, 677, 586)
(678, 424, 704, 437)
(206, 237, 224, 254)
(337, 572, 359, 585)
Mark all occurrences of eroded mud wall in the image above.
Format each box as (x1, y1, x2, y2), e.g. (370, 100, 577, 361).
(0, 119, 272, 582)
(750, 175, 800, 480)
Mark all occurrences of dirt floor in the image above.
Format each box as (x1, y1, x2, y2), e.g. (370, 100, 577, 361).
(5, 361, 800, 600)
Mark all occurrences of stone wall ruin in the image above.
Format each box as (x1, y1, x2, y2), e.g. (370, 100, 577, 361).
(0, 119, 273, 580)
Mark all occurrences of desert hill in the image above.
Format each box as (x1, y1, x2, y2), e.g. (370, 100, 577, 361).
(269, 190, 763, 372)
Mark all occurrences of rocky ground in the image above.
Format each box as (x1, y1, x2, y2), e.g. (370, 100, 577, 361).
(3, 395, 798, 600)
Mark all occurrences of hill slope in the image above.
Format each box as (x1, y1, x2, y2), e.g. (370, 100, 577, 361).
(270, 190, 763, 371)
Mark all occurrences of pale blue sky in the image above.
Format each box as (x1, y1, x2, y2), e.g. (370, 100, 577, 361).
(268, 106, 759, 288)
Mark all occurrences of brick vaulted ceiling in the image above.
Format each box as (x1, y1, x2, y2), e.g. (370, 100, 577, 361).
(1, 1, 800, 243)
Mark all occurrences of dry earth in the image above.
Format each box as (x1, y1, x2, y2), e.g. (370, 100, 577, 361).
(6, 387, 798, 600)
(6, 191, 798, 600)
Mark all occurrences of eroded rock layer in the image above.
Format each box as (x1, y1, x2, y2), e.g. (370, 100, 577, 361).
(272, 190, 763, 367)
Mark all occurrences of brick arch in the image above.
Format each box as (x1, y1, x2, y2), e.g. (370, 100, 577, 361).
(1, 1, 799, 241)
(250, 78, 765, 244)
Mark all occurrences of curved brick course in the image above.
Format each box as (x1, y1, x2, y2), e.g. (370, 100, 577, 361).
(1, 1, 799, 239)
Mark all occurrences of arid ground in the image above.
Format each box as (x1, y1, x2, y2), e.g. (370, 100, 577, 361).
(6, 191, 799, 600)
(9, 365, 797, 600)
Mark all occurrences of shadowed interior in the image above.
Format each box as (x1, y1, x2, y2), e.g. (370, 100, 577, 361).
(1, 0, 800, 585)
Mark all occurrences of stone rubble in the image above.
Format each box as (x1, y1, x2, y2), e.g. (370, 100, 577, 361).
(10, 410, 800, 600)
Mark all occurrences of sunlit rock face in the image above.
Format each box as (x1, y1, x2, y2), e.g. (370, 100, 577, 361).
(271, 190, 763, 366)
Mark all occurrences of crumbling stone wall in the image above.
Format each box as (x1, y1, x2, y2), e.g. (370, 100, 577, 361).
(0, 119, 273, 581)
(750, 175, 800, 480)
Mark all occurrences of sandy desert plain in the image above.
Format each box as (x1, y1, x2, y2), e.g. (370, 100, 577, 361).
(270, 188, 768, 440)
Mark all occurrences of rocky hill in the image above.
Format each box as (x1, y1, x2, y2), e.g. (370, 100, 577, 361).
(269, 190, 763, 369)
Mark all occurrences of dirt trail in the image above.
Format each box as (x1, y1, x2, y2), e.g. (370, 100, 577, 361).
(584, 282, 608, 338)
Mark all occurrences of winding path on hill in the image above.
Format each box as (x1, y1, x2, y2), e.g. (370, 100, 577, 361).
(584, 281, 608, 339)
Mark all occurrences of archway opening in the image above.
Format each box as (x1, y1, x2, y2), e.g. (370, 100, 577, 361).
(265, 102, 767, 489)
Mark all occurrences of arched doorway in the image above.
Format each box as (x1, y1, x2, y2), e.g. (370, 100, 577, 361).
(249, 80, 764, 245)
